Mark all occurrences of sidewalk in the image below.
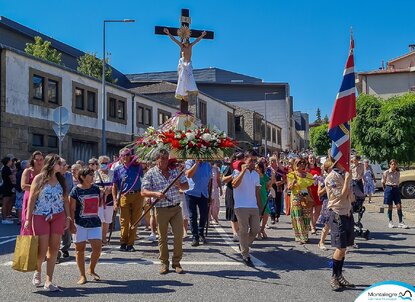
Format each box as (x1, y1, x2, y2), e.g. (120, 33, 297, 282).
(364, 191, 415, 222)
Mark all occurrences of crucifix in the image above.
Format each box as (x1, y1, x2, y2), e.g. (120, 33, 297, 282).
(155, 9, 214, 113)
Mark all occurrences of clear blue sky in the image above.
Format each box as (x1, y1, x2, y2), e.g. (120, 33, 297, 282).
(2, 0, 414, 121)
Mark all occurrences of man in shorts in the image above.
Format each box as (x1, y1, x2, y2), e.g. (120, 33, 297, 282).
(324, 157, 356, 291)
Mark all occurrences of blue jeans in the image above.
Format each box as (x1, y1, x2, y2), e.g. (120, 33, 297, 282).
(185, 194, 208, 240)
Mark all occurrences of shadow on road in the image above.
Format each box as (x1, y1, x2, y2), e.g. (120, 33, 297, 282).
(33, 279, 193, 298)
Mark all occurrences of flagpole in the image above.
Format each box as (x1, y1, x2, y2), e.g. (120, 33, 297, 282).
(349, 27, 354, 173)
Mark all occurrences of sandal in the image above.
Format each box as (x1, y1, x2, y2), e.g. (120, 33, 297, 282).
(32, 272, 41, 287)
(44, 282, 62, 292)
(318, 243, 328, 251)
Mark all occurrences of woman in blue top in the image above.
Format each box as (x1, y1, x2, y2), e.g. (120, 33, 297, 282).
(69, 167, 102, 285)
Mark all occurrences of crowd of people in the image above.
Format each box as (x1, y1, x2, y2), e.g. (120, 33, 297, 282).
(0, 148, 410, 292)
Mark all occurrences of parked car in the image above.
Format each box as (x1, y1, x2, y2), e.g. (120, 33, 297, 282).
(400, 169, 415, 199)
(370, 163, 383, 190)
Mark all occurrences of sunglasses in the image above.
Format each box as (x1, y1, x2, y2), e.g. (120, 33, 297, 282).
(89, 162, 98, 165)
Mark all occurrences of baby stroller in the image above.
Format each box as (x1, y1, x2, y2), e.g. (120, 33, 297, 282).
(352, 180, 370, 240)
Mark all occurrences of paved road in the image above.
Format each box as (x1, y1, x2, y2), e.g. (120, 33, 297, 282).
(0, 203, 414, 302)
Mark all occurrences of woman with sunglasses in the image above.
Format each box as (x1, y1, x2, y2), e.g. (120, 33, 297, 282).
(287, 158, 315, 244)
(24, 154, 70, 291)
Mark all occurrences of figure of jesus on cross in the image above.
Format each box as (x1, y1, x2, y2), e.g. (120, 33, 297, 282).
(156, 9, 214, 107)
(163, 28, 206, 102)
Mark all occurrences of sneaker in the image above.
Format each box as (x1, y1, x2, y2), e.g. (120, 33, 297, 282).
(398, 222, 409, 229)
(191, 239, 199, 247)
(32, 272, 41, 287)
(62, 251, 70, 258)
(200, 236, 207, 244)
(1, 219, 14, 225)
(318, 243, 328, 251)
(147, 233, 157, 242)
(330, 276, 342, 291)
(232, 234, 239, 242)
(119, 244, 127, 251)
(337, 275, 355, 288)
(159, 264, 169, 275)
(126, 245, 136, 252)
(242, 257, 255, 267)
(43, 282, 62, 292)
(388, 221, 395, 228)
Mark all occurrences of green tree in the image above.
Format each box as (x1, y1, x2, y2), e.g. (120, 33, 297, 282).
(24, 36, 62, 64)
(309, 123, 331, 155)
(315, 108, 322, 124)
(77, 52, 116, 83)
(353, 93, 415, 165)
(323, 114, 329, 124)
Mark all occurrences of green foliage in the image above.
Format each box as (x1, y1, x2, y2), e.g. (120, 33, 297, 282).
(353, 93, 415, 165)
(323, 114, 329, 124)
(309, 123, 331, 155)
(315, 108, 322, 124)
(77, 52, 116, 83)
(24, 36, 62, 64)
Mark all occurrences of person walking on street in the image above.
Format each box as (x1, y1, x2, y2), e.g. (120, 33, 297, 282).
(24, 154, 71, 291)
(20, 151, 44, 233)
(95, 156, 114, 244)
(184, 159, 212, 247)
(232, 150, 262, 267)
(325, 157, 356, 291)
(141, 149, 189, 274)
(69, 167, 102, 284)
(382, 159, 408, 229)
(112, 148, 144, 252)
(363, 159, 375, 203)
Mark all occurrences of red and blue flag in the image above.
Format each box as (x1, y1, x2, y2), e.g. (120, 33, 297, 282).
(328, 34, 356, 171)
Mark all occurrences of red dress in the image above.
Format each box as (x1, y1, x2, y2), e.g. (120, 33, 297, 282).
(308, 166, 322, 206)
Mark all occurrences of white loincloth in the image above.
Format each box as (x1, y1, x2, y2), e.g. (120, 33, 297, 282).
(175, 58, 198, 100)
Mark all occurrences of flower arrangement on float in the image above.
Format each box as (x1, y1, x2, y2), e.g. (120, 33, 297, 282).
(134, 125, 236, 160)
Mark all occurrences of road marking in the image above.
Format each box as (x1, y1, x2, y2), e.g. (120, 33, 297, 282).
(2, 260, 243, 266)
(213, 223, 266, 267)
(0, 235, 17, 239)
(0, 237, 16, 245)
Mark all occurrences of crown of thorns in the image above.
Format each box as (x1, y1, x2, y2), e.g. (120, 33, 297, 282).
(177, 26, 191, 41)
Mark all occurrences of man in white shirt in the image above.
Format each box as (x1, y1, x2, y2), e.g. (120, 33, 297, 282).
(232, 150, 262, 267)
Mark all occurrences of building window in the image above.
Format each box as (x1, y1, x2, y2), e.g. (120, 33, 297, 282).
(235, 116, 244, 133)
(32, 75, 44, 100)
(87, 91, 96, 112)
(117, 100, 125, 119)
(32, 134, 44, 147)
(29, 68, 62, 107)
(109, 98, 117, 118)
(227, 112, 235, 137)
(137, 104, 152, 127)
(107, 93, 128, 124)
(272, 128, 276, 143)
(72, 82, 98, 117)
(277, 129, 282, 145)
(158, 109, 171, 126)
(75, 88, 84, 110)
(48, 79, 59, 104)
(198, 99, 207, 125)
(48, 136, 58, 148)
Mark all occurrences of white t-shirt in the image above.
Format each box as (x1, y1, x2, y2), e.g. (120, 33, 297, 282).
(232, 169, 261, 208)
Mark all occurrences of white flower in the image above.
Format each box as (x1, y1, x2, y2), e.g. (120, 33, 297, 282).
(185, 132, 195, 141)
(201, 133, 212, 142)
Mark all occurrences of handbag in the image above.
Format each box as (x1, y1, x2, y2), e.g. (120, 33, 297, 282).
(12, 235, 38, 272)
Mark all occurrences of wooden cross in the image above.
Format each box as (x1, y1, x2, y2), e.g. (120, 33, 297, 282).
(155, 9, 214, 113)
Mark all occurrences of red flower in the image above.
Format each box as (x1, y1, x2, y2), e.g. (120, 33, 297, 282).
(171, 140, 181, 149)
(197, 142, 202, 149)
(188, 141, 194, 148)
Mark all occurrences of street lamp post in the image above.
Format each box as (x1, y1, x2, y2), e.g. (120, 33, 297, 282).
(102, 19, 135, 155)
(264, 92, 278, 157)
